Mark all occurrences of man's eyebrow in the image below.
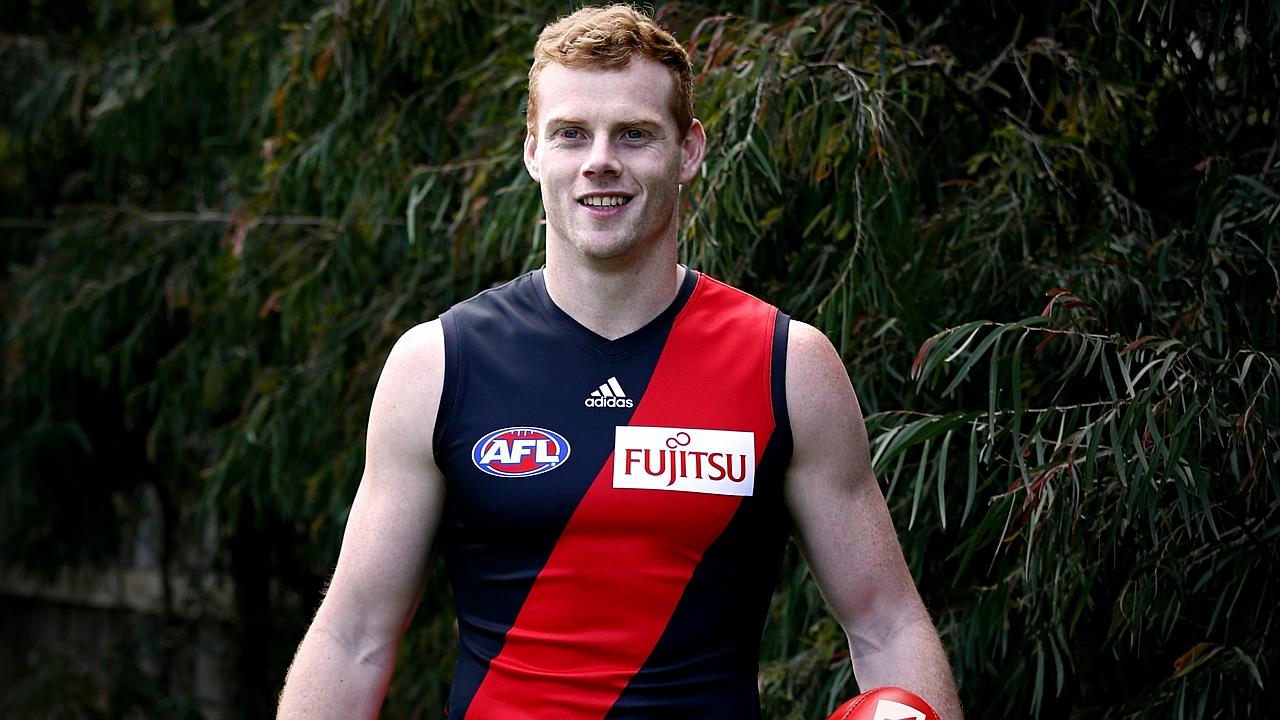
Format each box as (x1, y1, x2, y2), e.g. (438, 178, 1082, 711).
(545, 115, 586, 128)
(543, 116, 665, 135)
(542, 116, 584, 138)
(616, 117, 664, 130)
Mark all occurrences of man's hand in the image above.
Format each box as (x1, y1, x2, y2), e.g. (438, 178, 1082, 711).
(827, 686, 941, 720)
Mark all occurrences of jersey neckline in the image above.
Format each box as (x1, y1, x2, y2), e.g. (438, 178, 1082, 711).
(530, 266, 700, 360)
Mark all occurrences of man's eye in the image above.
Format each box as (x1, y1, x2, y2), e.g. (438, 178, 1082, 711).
(559, 128, 582, 140)
(624, 129, 647, 140)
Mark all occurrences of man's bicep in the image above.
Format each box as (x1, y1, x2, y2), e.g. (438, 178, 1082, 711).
(783, 322, 921, 637)
(318, 321, 447, 638)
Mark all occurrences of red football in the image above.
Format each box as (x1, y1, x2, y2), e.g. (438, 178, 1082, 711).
(825, 686, 942, 720)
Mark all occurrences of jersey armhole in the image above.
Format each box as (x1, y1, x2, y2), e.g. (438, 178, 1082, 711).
(771, 311, 793, 461)
(433, 310, 462, 468)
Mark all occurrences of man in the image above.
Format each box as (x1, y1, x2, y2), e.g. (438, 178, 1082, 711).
(277, 5, 962, 719)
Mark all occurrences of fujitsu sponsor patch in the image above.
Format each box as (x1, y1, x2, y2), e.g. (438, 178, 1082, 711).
(472, 426, 570, 478)
(613, 426, 755, 497)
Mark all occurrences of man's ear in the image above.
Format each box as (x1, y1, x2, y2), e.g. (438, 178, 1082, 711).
(678, 118, 707, 186)
(523, 132, 540, 183)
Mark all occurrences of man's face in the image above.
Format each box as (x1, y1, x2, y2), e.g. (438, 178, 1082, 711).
(524, 58, 706, 265)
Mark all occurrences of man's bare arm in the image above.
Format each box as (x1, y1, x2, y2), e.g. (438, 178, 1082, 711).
(783, 321, 963, 719)
(277, 320, 447, 719)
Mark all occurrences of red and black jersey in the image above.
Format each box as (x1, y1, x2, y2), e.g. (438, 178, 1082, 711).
(433, 268, 793, 719)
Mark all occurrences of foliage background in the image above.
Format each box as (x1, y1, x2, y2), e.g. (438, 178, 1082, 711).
(2, 0, 1277, 717)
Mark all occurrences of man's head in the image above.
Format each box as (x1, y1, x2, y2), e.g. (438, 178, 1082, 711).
(523, 5, 706, 266)
(526, 4, 694, 139)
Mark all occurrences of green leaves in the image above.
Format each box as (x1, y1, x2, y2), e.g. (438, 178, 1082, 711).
(881, 298, 1277, 715)
(3, 1, 1277, 718)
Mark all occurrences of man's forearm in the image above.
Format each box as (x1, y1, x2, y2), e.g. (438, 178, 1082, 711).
(848, 616, 963, 720)
(276, 621, 398, 720)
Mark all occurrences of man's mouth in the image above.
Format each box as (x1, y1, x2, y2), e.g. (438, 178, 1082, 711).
(578, 195, 632, 208)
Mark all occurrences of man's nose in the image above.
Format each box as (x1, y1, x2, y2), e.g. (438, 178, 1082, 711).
(581, 137, 621, 177)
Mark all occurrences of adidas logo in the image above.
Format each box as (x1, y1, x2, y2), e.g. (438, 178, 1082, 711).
(584, 376, 634, 409)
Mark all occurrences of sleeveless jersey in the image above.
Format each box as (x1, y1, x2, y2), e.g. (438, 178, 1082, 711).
(433, 268, 793, 719)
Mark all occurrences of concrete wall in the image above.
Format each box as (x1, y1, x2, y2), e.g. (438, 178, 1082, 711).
(1, 557, 236, 716)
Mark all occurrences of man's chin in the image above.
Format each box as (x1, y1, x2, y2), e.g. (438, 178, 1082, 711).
(560, 231, 643, 262)
(546, 222, 674, 268)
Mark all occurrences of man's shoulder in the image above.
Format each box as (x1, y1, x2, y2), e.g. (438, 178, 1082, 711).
(786, 320, 834, 355)
(369, 319, 446, 458)
(783, 319, 860, 449)
(784, 320, 849, 398)
(384, 319, 445, 375)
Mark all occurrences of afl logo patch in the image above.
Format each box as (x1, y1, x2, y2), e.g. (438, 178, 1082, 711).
(472, 426, 571, 478)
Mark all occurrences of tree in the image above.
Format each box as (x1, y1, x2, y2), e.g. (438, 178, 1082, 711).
(2, 1, 1276, 717)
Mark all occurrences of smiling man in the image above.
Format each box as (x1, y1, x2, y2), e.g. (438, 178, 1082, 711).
(276, 5, 962, 719)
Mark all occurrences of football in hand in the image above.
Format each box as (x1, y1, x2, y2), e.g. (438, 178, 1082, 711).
(825, 686, 941, 720)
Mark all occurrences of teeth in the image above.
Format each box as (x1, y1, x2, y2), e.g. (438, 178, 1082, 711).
(581, 196, 628, 207)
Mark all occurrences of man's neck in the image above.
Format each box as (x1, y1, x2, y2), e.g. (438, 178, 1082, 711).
(543, 244, 685, 341)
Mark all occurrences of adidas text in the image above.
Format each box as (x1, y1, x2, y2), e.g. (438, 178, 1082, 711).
(585, 396, 634, 408)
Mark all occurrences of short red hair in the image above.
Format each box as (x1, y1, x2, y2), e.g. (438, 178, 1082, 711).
(527, 4, 694, 137)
